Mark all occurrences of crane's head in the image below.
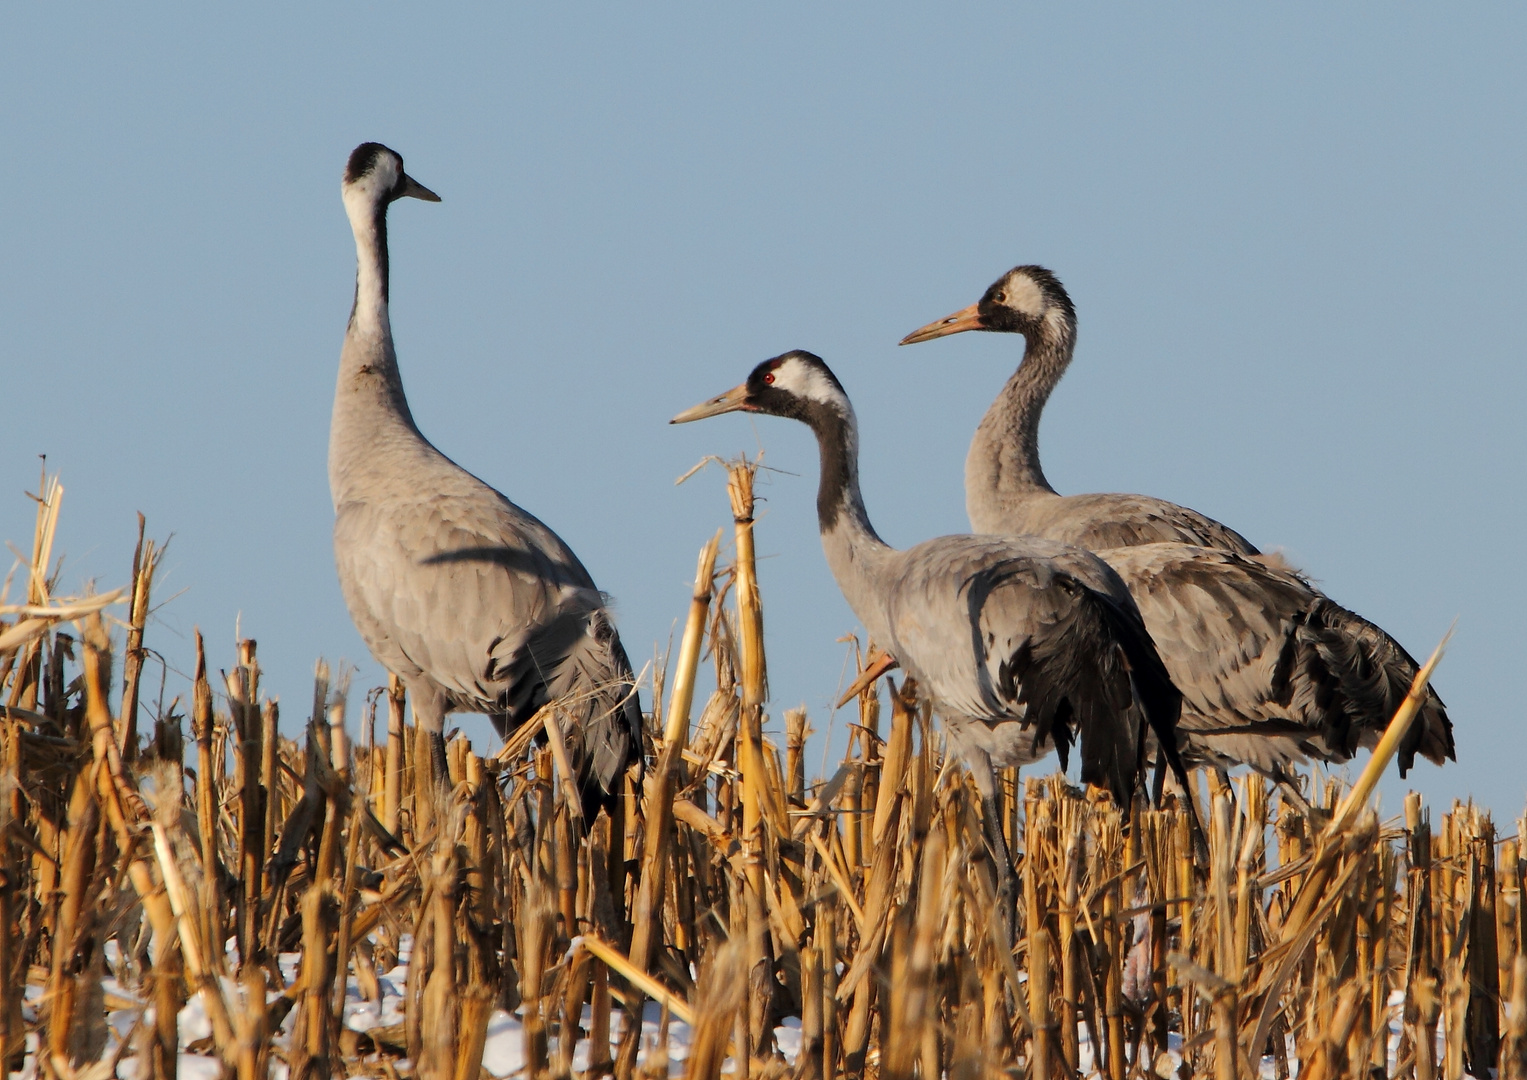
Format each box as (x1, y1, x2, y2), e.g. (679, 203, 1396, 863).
(670, 350, 850, 427)
(342, 143, 441, 215)
(900, 265, 1074, 346)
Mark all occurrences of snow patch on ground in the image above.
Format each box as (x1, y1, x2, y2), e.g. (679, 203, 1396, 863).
(9, 934, 1433, 1080)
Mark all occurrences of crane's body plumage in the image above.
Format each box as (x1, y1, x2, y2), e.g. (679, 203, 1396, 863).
(329, 143, 639, 803)
(904, 264, 1454, 777)
(868, 533, 1161, 804)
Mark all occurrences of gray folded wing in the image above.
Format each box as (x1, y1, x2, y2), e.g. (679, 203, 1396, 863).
(882, 536, 1151, 806)
(1100, 543, 1452, 775)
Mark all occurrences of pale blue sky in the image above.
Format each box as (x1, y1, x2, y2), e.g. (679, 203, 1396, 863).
(4, 6, 1523, 817)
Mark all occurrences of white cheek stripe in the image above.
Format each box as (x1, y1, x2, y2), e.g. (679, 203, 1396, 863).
(1007, 275, 1046, 319)
(774, 358, 840, 406)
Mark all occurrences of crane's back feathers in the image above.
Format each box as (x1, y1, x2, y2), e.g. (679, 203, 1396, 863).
(971, 490, 1260, 555)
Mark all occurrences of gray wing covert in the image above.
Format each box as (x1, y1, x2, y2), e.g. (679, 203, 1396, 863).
(881, 539, 1022, 720)
(422, 490, 642, 801)
(337, 487, 641, 804)
(1100, 544, 1317, 771)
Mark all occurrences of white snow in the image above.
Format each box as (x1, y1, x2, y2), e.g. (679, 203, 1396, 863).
(9, 931, 1436, 1080)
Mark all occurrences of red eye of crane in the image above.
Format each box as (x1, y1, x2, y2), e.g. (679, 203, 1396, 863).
(763, 373, 775, 384)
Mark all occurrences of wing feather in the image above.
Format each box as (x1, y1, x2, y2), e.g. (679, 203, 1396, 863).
(881, 536, 1175, 806)
(1098, 543, 1453, 775)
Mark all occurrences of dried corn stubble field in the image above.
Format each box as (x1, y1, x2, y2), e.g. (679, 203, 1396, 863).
(1, 463, 1523, 1080)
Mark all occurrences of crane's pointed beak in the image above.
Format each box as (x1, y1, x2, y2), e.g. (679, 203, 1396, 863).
(670, 383, 753, 424)
(900, 302, 985, 345)
(399, 173, 442, 202)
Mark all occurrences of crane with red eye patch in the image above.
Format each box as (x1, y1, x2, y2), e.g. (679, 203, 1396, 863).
(673, 348, 1199, 931)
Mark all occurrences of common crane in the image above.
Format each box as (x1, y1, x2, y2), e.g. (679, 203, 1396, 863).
(329, 142, 641, 811)
(901, 265, 1453, 782)
(672, 349, 1191, 914)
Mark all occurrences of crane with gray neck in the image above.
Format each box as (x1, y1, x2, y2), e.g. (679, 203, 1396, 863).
(329, 142, 641, 811)
(672, 349, 1194, 919)
(901, 265, 1453, 785)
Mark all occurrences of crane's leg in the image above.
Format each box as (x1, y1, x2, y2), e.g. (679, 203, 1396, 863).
(409, 688, 450, 834)
(1152, 721, 1208, 865)
(981, 791, 1018, 941)
(959, 743, 1016, 942)
(946, 722, 1017, 938)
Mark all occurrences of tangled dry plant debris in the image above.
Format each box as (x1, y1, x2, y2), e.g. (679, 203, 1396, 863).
(0, 462, 1520, 1080)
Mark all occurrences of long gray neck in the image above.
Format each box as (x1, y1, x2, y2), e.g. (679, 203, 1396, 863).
(804, 402, 897, 647)
(964, 321, 1075, 532)
(329, 196, 427, 507)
